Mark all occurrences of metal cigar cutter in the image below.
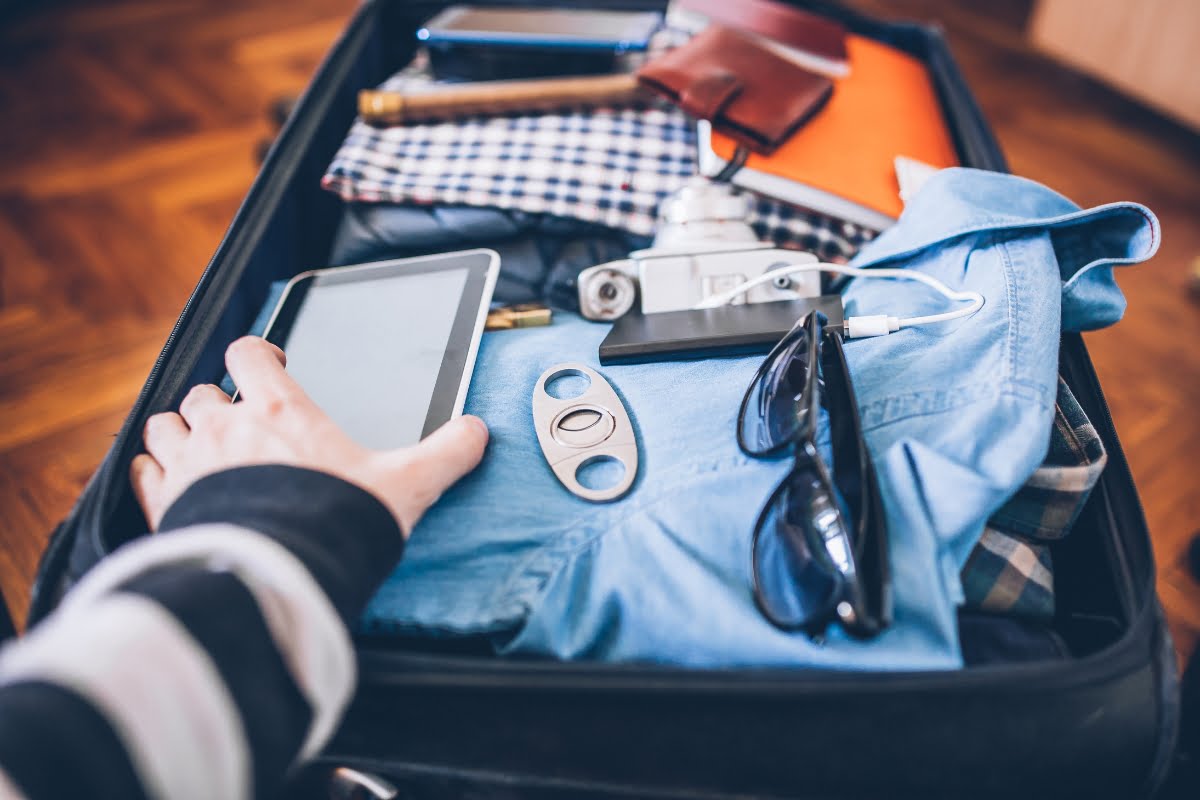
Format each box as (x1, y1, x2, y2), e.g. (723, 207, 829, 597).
(532, 363, 638, 502)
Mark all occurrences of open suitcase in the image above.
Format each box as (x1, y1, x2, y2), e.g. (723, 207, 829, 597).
(27, 1, 1181, 797)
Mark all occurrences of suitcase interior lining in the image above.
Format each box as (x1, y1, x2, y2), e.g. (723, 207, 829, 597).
(97, 0, 1131, 666)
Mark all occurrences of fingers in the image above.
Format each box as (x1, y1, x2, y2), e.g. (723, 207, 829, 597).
(376, 415, 489, 533)
(179, 383, 230, 427)
(394, 414, 490, 494)
(130, 454, 166, 530)
(143, 412, 189, 464)
(224, 337, 301, 409)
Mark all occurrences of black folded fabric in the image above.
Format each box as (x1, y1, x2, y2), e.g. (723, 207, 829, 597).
(330, 203, 651, 311)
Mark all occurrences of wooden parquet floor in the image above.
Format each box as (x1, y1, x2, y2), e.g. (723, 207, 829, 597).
(1, 0, 1198, 664)
(0, 0, 359, 626)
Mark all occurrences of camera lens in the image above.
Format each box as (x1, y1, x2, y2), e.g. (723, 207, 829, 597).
(580, 268, 636, 320)
(772, 275, 793, 290)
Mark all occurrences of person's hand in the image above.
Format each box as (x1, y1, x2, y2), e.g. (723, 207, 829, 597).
(130, 336, 489, 534)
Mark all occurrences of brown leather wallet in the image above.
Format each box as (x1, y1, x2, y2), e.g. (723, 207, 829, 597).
(636, 25, 834, 155)
(678, 0, 848, 62)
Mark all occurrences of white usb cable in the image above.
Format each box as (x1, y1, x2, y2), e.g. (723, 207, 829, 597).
(692, 262, 985, 338)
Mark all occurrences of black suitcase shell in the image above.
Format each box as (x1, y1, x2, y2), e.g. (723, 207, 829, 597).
(27, 2, 1180, 797)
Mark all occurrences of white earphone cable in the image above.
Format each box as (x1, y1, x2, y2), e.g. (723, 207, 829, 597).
(692, 262, 985, 338)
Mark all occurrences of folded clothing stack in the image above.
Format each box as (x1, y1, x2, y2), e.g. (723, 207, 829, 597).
(352, 170, 1156, 669)
(241, 168, 1157, 668)
(303, 8, 1156, 671)
(322, 43, 876, 266)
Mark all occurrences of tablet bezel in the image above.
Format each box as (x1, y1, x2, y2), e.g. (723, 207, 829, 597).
(260, 249, 500, 444)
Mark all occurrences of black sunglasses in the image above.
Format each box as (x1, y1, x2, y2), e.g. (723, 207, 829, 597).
(737, 311, 891, 639)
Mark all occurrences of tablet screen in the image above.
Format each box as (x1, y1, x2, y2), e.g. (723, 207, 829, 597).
(422, 8, 660, 48)
(265, 251, 498, 450)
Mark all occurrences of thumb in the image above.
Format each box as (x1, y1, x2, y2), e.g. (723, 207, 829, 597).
(404, 415, 490, 485)
(377, 415, 489, 531)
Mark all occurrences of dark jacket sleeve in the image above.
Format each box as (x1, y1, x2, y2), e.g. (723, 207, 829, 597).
(0, 465, 403, 800)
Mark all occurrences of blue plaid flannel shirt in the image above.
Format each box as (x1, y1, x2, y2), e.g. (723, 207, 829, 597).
(961, 376, 1107, 618)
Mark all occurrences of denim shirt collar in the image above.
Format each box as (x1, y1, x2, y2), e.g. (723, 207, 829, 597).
(852, 168, 1160, 332)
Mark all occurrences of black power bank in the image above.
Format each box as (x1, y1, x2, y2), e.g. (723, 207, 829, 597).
(598, 296, 844, 365)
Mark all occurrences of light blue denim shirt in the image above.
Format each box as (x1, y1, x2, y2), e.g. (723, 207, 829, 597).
(362, 168, 1159, 669)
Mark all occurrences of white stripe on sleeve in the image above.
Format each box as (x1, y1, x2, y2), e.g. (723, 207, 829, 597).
(0, 594, 250, 800)
(56, 523, 355, 759)
(0, 767, 29, 800)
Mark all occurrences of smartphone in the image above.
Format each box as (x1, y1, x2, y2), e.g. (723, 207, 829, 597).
(419, 6, 662, 51)
(260, 250, 499, 450)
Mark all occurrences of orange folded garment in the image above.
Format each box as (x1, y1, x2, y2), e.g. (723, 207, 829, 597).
(709, 33, 959, 221)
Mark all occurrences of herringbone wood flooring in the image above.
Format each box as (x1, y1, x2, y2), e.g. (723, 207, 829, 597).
(0, 0, 1197, 663)
(0, 0, 360, 626)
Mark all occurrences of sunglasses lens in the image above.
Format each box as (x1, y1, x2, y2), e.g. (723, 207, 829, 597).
(738, 325, 812, 455)
(752, 462, 848, 631)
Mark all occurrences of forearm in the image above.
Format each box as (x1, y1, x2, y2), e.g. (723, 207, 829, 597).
(0, 465, 402, 800)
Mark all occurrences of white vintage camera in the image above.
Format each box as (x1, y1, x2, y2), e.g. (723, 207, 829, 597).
(578, 179, 822, 321)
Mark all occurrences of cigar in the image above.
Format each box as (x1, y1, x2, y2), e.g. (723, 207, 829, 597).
(359, 73, 646, 125)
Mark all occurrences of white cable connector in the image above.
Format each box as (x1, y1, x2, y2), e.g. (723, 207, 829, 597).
(845, 314, 899, 339)
(692, 261, 985, 339)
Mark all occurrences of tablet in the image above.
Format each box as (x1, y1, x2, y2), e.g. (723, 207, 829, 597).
(261, 250, 500, 450)
(418, 7, 661, 50)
